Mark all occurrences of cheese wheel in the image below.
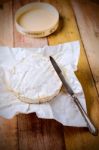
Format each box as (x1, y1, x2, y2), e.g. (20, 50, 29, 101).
(5, 54, 62, 104)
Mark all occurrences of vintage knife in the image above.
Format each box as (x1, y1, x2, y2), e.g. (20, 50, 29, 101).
(50, 56, 98, 136)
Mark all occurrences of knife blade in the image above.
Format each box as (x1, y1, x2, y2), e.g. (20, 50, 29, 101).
(50, 56, 98, 136)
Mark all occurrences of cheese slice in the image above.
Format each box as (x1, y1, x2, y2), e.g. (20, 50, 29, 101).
(5, 54, 62, 104)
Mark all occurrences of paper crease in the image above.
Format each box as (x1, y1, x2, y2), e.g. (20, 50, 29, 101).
(0, 41, 87, 127)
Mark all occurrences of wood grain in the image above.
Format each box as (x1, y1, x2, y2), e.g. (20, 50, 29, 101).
(12, 0, 66, 150)
(17, 114, 66, 150)
(0, 0, 13, 46)
(46, 0, 99, 149)
(0, 0, 99, 149)
(0, 1, 18, 150)
(42, 0, 79, 45)
(0, 117, 18, 150)
(71, 0, 99, 93)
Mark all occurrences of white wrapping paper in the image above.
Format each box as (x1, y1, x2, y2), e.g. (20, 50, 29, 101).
(0, 41, 87, 127)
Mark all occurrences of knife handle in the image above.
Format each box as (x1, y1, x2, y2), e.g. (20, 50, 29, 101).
(72, 95, 98, 136)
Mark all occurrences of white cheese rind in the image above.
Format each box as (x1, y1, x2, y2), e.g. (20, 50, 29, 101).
(6, 54, 62, 103)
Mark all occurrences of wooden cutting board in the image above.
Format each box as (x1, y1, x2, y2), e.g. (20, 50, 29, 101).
(0, 0, 99, 150)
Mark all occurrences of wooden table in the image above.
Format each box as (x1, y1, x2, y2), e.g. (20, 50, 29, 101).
(0, 0, 99, 149)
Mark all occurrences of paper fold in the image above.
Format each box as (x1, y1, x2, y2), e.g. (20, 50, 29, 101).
(0, 41, 87, 127)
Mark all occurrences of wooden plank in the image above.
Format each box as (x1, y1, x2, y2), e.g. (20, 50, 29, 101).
(0, 0, 12, 5)
(13, 0, 66, 150)
(0, 0, 13, 46)
(71, 0, 99, 93)
(45, 0, 99, 149)
(0, 1, 18, 150)
(0, 117, 18, 150)
(18, 114, 66, 150)
(42, 0, 79, 44)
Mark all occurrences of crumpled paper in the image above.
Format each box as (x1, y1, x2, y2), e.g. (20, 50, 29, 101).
(0, 41, 87, 127)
